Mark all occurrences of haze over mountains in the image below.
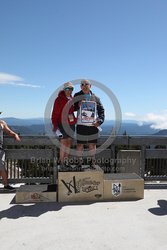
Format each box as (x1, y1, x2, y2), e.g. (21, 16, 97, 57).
(1, 117, 164, 136)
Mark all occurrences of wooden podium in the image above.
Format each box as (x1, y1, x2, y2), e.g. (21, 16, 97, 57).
(58, 166, 104, 202)
(16, 184, 57, 203)
(103, 173, 144, 201)
(15, 167, 144, 203)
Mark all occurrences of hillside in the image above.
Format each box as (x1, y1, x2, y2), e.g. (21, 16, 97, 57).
(1, 117, 161, 136)
(2, 117, 44, 126)
(101, 122, 160, 135)
(154, 129, 167, 135)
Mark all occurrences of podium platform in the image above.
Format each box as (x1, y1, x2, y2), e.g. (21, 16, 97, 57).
(16, 184, 57, 203)
(58, 165, 104, 202)
(104, 173, 144, 201)
(15, 167, 144, 203)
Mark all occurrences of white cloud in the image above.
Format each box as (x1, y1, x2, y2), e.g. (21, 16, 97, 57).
(0, 72, 41, 88)
(124, 110, 167, 130)
(142, 111, 167, 129)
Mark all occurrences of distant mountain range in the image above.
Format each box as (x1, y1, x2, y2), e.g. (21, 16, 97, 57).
(2, 117, 44, 126)
(1, 117, 165, 136)
(1, 117, 45, 135)
(154, 129, 167, 135)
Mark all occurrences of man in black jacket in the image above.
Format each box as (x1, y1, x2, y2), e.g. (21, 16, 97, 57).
(74, 79, 105, 169)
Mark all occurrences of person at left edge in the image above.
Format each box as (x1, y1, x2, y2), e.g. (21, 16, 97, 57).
(51, 82, 76, 171)
(0, 113, 21, 191)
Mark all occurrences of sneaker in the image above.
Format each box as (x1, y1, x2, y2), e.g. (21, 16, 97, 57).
(68, 165, 80, 172)
(64, 164, 73, 172)
(74, 164, 82, 171)
(58, 164, 66, 172)
(58, 164, 73, 172)
(4, 185, 16, 191)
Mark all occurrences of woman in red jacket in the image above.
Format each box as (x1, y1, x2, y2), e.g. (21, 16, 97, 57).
(51, 82, 76, 170)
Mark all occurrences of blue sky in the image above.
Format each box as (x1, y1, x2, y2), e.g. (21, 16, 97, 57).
(0, 0, 167, 129)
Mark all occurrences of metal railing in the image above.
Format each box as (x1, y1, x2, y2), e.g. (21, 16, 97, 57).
(1, 135, 167, 184)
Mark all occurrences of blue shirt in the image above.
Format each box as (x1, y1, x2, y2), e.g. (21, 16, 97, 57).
(84, 93, 91, 101)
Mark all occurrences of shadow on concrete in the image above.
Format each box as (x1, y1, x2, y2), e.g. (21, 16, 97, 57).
(148, 200, 167, 216)
(0, 196, 94, 220)
(0, 202, 63, 219)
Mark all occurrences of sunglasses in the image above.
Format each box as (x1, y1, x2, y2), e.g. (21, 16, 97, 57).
(81, 83, 90, 86)
(64, 87, 73, 91)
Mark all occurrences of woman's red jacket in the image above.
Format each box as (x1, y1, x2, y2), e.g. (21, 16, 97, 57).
(51, 90, 76, 131)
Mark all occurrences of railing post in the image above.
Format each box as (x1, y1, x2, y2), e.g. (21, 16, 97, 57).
(141, 145, 146, 178)
(111, 144, 115, 173)
(52, 147, 58, 184)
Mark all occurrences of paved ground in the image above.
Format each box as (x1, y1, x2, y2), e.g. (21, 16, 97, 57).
(0, 186, 167, 250)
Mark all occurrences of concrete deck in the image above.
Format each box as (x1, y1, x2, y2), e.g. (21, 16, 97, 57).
(0, 185, 167, 250)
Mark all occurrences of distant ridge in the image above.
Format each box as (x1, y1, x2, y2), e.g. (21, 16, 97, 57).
(1, 117, 161, 136)
(1, 117, 44, 126)
(10, 124, 45, 135)
(154, 129, 167, 135)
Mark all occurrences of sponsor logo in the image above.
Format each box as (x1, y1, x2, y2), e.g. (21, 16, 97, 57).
(61, 176, 101, 196)
(112, 183, 122, 197)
